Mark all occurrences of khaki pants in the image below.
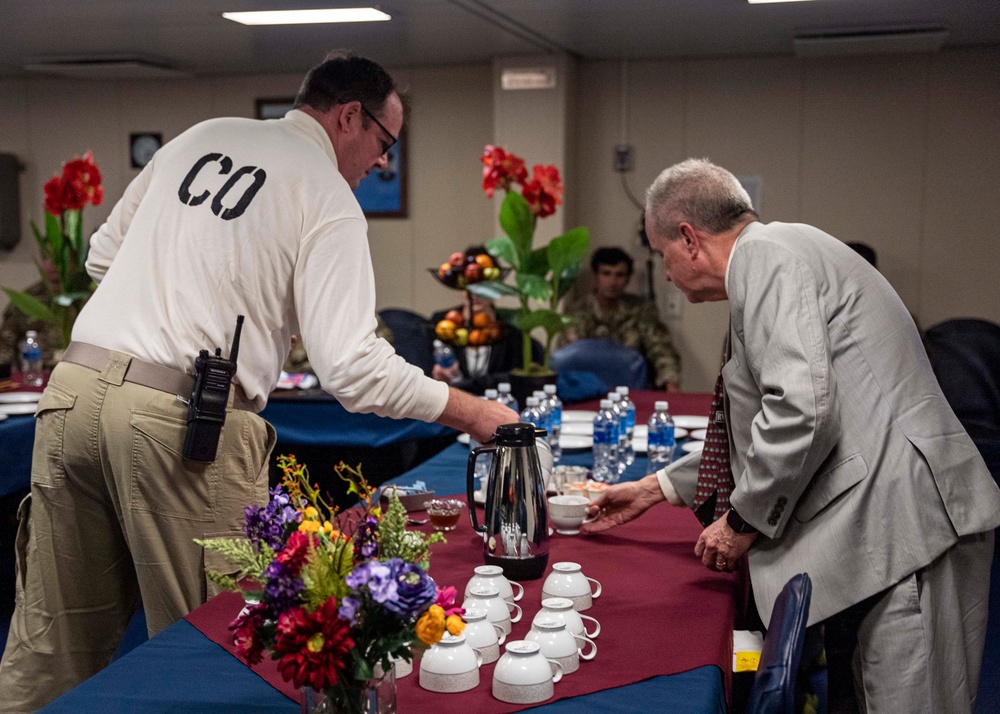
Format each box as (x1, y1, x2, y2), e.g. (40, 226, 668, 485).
(0, 359, 275, 712)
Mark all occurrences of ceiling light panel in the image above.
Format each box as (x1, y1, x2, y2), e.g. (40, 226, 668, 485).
(747, 0, 815, 4)
(222, 8, 391, 26)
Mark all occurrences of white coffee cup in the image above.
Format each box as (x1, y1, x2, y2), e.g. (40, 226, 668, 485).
(541, 562, 602, 611)
(547, 495, 595, 535)
(462, 608, 506, 664)
(492, 640, 563, 704)
(419, 632, 482, 693)
(534, 597, 601, 639)
(525, 618, 597, 675)
(462, 585, 522, 635)
(465, 564, 524, 604)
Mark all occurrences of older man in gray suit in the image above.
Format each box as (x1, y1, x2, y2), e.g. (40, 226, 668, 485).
(585, 158, 1000, 712)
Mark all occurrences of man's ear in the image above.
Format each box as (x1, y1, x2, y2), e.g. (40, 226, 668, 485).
(332, 100, 362, 135)
(677, 222, 701, 258)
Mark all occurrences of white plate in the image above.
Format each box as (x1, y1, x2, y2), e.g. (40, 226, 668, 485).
(0, 391, 41, 404)
(561, 422, 593, 436)
(673, 415, 709, 429)
(633, 438, 648, 454)
(560, 434, 593, 450)
(457, 433, 471, 445)
(689, 428, 708, 441)
(631, 425, 688, 440)
(0, 413, 8, 421)
(681, 440, 704, 453)
(562, 410, 597, 423)
(0, 403, 37, 416)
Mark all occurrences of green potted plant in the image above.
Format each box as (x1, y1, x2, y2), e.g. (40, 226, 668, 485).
(467, 145, 589, 404)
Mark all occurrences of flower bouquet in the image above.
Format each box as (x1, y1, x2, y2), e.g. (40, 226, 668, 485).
(198, 456, 465, 713)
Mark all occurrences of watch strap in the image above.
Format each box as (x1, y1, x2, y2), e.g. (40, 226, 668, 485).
(726, 507, 758, 534)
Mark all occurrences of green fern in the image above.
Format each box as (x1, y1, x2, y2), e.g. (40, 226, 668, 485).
(195, 537, 274, 586)
(377, 491, 444, 569)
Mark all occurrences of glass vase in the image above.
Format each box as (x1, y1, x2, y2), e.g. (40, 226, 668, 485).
(301, 667, 397, 714)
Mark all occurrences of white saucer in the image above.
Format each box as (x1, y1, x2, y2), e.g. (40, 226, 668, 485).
(457, 433, 471, 445)
(0, 403, 37, 416)
(560, 434, 593, 450)
(689, 428, 708, 441)
(0, 392, 41, 404)
(562, 410, 597, 423)
(673, 415, 709, 429)
(681, 440, 704, 453)
(561, 422, 593, 436)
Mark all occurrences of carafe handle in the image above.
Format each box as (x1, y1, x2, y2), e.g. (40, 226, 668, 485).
(467, 444, 497, 533)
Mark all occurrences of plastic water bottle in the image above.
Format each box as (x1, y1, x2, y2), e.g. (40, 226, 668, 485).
(497, 382, 519, 413)
(647, 400, 676, 474)
(543, 384, 563, 463)
(433, 339, 461, 384)
(472, 392, 497, 487)
(484, 388, 498, 401)
(608, 393, 628, 476)
(19, 330, 43, 387)
(532, 390, 552, 437)
(520, 396, 544, 436)
(592, 399, 619, 483)
(616, 386, 636, 466)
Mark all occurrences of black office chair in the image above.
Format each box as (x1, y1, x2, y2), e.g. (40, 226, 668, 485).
(378, 308, 435, 376)
(926, 318, 1000, 482)
(747, 573, 813, 714)
(550, 338, 648, 390)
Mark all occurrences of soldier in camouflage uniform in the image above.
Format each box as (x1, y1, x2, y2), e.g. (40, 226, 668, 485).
(0, 281, 65, 372)
(564, 247, 681, 390)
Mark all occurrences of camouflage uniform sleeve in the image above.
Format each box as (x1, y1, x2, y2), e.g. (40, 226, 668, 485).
(636, 299, 681, 387)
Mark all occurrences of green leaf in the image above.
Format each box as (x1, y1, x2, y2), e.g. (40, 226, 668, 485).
(2, 289, 57, 324)
(494, 307, 520, 325)
(547, 227, 590, 275)
(467, 281, 519, 300)
(523, 247, 549, 276)
(44, 213, 64, 257)
(498, 192, 534, 261)
(63, 210, 82, 254)
(352, 649, 375, 681)
(556, 264, 582, 301)
(486, 236, 520, 271)
(516, 273, 552, 301)
(515, 308, 559, 332)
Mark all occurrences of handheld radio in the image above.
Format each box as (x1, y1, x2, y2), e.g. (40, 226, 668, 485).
(183, 315, 244, 462)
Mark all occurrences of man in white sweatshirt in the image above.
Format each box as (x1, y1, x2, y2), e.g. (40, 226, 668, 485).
(0, 51, 516, 711)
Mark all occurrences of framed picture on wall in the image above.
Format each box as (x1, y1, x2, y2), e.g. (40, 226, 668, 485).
(255, 97, 408, 218)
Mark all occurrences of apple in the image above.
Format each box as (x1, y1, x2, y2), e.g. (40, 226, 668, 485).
(453, 327, 469, 347)
(449, 252, 465, 268)
(464, 263, 483, 283)
(483, 266, 500, 281)
(444, 309, 465, 327)
(438, 262, 451, 280)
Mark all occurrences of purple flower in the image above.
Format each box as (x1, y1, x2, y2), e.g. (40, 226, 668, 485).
(353, 515, 379, 560)
(382, 559, 437, 618)
(263, 560, 305, 611)
(243, 487, 301, 550)
(346, 562, 397, 604)
(339, 596, 360, 626)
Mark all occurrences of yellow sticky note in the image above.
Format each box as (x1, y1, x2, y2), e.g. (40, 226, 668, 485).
(735, 651, 761, 672)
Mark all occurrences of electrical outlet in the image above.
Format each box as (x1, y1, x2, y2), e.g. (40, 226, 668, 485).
(665, 289, 684, 319)
(613, 144, 634, 173)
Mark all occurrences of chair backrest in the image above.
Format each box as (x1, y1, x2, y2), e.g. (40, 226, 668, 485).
(925, 318, 1000, 441)
(378, 308, 435, 376)
(747, 572, 813, 714)
(549, 338, 648, 390)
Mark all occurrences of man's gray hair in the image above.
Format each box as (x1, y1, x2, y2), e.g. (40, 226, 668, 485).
(645, 158, 758, 241)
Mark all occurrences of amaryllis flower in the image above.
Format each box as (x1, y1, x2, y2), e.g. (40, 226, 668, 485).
(43, 177, 65, 216)
(481, 145, 527, 198)
(521, 164, 563, 218)
(382, 559, 436, 618)
(273, 598, 355, 690)
(434, 585, 465, 618)
(61, 151, 103, 208)
(275, 530, 317, 575)
(230, 602, 269, 666)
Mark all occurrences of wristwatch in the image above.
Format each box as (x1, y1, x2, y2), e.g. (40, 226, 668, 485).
(726, 507, 758, 534)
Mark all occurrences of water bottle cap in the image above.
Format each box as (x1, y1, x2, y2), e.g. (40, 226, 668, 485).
(599, 399, 612, 409)
(433, 339, 443, 347)
(616, 386, 629, 395)
(26, 330, 38, 339)
(533, 391, 546, 399)
(484, 389, 498, 399)
(654, 401, 668, 410)
(544, 384, 557, 394)
(608, 393, 621, 402)
(526, 396, 539, 407)
(498, 382, 511, 393)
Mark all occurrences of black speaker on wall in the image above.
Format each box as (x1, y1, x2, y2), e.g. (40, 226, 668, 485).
(0, 153, 23, 251)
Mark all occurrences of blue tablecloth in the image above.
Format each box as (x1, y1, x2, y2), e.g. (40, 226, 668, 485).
(0, 416, 36, 498)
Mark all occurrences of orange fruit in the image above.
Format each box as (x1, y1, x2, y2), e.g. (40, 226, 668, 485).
(472, 312, 492, 328)
(435, 319, 457, 341)
(468, 328, 487, 346)
(475, 253, 494, 269)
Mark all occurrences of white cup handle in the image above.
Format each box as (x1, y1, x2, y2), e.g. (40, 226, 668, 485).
(548, 659, 564, 684)
(574, 633, 597, 660)
(587, 576, 602, 599)
(492, 623, 507, 645)
(507, 601, 522, 623)
(474, 650, 483, 668)
(583, 511, 599, 525)
(579, 613, 601, 639)
(509, 581, 524, 602)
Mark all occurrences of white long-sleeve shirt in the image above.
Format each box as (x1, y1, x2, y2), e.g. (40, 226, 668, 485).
(75, 109, 448, 420)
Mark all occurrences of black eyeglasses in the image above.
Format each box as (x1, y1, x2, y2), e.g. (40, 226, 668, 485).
(360, 104, 398, 155)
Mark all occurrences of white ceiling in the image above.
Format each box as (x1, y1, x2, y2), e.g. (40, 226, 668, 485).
(3, 0, 999, 78)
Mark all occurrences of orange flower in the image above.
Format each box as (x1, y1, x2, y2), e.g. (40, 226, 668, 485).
(415, 605, 446, 645)
(445, 614, 465, 636)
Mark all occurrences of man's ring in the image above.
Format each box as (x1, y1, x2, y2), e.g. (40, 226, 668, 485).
(717, 557, 727, 567)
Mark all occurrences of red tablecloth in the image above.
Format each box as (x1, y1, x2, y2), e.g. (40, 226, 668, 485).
(574, 390, 712, 425)
(186, 494, 736, 712)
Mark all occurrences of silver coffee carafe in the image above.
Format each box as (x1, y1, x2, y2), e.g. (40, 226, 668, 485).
(466, 423, 550, 580)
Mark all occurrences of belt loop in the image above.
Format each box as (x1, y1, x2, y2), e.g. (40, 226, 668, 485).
(98, 351, 132, 386)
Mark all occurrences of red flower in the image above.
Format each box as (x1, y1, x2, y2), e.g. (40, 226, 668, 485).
(521, 164, 563, 218)
(434, 585, 465, 618)
(43, 177, 65, 216)
(481, 145, 527, 198)
(230, 602, 269, 666)
(43, 151, 103, 216)
(273, 598, 355, 690)
(276, 530, 317, 575)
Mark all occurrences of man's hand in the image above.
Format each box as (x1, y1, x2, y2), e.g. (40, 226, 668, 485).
(694, 511, 757, 572)
(437, 387, 518, 444)
(580, 475, 665, 534)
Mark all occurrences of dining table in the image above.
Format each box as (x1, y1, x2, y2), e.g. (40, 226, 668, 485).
(40, 390, 739, 713)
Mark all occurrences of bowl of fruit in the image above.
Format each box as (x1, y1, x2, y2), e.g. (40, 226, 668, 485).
(429, 249, 506, 290)
(434, 307, 503, 348)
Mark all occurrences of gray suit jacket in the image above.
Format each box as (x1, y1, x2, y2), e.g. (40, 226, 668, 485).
(671, 221, 1000, 626)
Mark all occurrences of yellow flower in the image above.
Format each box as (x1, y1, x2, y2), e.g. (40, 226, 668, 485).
(445, 615, 465, 636)
(322, 521, 334, 537)
(415, 605, 446, 645)
(302, 506, 319, 520)
(299, 520, 320, 533)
